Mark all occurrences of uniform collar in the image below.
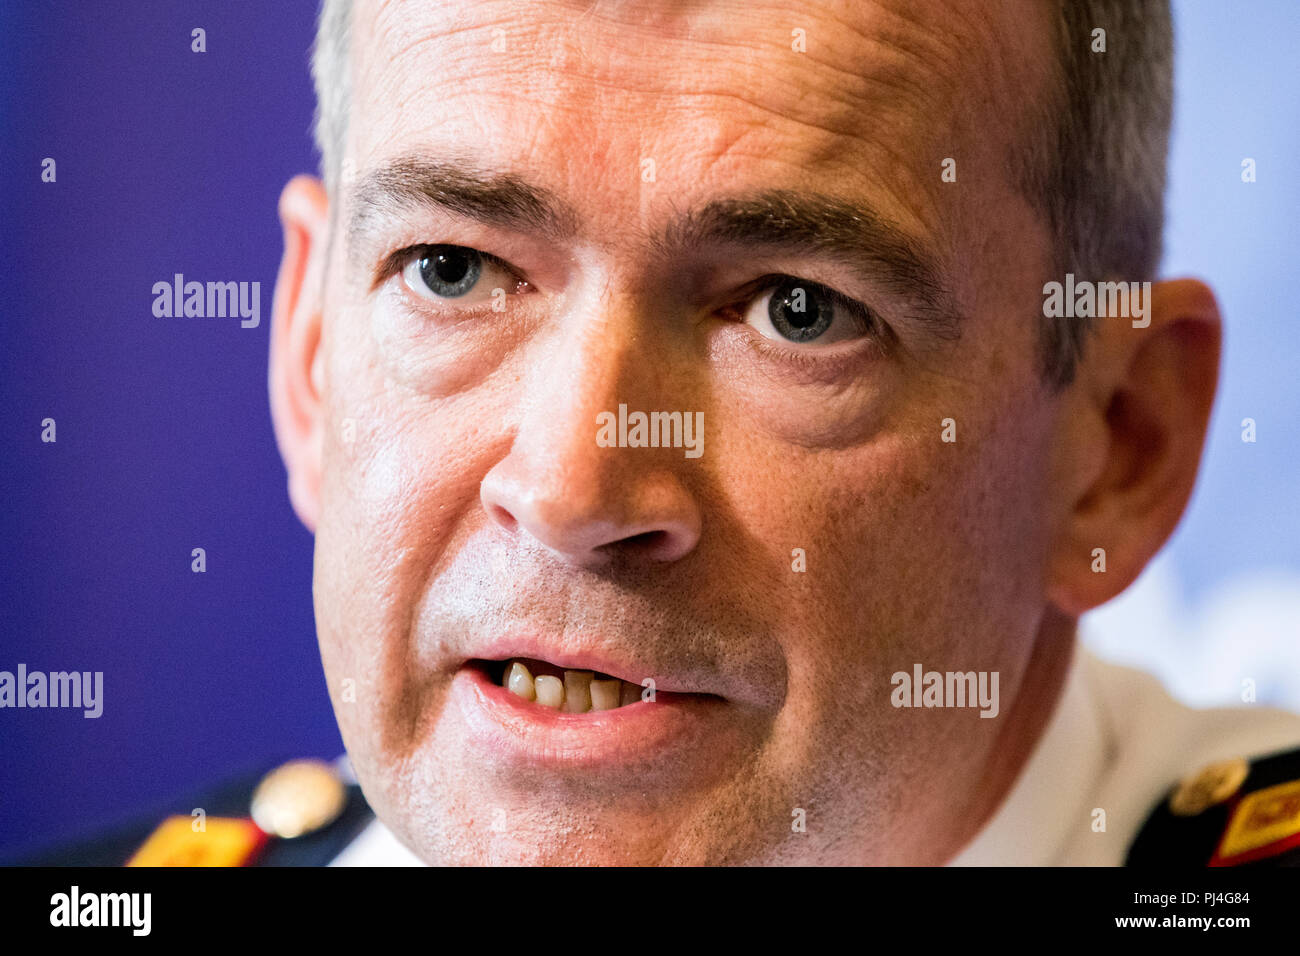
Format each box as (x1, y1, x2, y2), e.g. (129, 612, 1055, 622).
(329, 814, 426, 866)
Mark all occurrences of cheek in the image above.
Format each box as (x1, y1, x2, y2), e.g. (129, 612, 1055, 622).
(705, 401, 1050, 853)
(316, 306, 505, 597)
(724, 394, 1052, 729)
(311, 330, 508, 756)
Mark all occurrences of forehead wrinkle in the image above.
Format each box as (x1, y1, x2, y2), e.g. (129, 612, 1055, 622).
(856, 0, 1055, 189)
(360, 0, 949, 132)
(353, 1, 971, 204)
(354, 6, 577, 162)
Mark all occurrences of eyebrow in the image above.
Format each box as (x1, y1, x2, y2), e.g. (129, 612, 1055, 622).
(348, 157, 578, 247)
(659, 191, 959, 341)
(350, 158, 959, 340)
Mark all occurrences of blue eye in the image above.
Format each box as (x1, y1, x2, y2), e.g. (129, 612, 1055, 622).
(743, 277, 876, 347)
(767, 279, 834, 342)
(398, 243, 528, 308)
(413, 245, 483, 298)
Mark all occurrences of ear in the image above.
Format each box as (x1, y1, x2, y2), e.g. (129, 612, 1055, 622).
(269, 175, 330, 533)
(1046, 278, 1222, 615)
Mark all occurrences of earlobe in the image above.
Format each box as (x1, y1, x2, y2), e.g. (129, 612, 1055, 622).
(269, 174, 331, 533)
(1046, 278, 1222, 616)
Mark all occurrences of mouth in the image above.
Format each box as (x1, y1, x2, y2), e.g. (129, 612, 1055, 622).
(452, 653, 735, 772)
(466, 658, 717, 713)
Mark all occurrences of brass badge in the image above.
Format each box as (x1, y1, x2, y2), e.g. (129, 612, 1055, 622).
(250, 759, 347, 839)
(1168, 757, 1249, 817)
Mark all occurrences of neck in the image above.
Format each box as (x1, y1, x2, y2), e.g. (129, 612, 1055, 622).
(942, 605, 1077, 863)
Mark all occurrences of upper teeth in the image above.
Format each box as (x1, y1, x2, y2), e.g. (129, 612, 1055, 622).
(506, 662, 536, 702)
(501, 659, 643, 712)
(589, 678, 620, 711)
(562, 670, 592, 713)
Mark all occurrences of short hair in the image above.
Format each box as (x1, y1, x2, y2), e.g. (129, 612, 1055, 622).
(310, 0, 1173, 387)
(310, 0, 351, 197)
(1028, 1, 1173, 385)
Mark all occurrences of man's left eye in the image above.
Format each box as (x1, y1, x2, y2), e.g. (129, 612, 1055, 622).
(400, 244, 524, 304)
(742, 277, 875, 346)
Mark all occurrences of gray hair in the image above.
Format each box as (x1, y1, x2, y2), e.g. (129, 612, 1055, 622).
(310, 0, 352, 195)
(1027, 1, 1174, 385)
(309, 0, 1172, 387)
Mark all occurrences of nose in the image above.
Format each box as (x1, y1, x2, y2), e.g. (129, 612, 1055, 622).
(479, 312, 702, 567)
(481, 463, 701, 565)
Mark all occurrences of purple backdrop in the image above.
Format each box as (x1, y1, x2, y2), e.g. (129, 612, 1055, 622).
(0, 0, 335, 859)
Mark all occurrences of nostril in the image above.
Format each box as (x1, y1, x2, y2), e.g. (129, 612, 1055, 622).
(600, 529, 670, 558)
(487, 504, 518, 533)
(625, 530, 667, 549)
(481, 463, 701, 563)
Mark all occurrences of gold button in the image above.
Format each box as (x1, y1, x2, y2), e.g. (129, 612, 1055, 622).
(1168, 757, 1250, 817)
(251, 759, 346, 839)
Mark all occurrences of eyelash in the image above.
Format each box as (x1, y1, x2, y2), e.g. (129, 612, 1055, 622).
(736, 274, 880, 332)
(378, 243, 525, 291)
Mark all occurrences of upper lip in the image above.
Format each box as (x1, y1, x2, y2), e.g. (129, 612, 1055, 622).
(459, 633, 726, 698)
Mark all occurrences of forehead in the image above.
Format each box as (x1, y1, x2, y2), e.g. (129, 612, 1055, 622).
(345, 0, 1049, 247)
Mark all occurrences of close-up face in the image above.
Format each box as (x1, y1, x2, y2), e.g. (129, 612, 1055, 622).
(300, 0, 1084, 865)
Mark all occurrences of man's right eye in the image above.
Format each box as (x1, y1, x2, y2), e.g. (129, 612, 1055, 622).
(400, 244, 528, 305)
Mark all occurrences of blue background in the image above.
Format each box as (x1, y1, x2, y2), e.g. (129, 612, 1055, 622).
(1, 1, 330, 859)
(2, 1, 1297, 859)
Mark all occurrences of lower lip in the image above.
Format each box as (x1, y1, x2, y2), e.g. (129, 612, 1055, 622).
(453, 664, 732, 771)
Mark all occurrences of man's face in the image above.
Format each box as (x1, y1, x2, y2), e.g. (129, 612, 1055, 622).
(312, 0, 1066, 864)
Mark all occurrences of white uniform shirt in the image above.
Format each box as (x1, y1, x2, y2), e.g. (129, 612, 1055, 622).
(952, 644, 1300, 865)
